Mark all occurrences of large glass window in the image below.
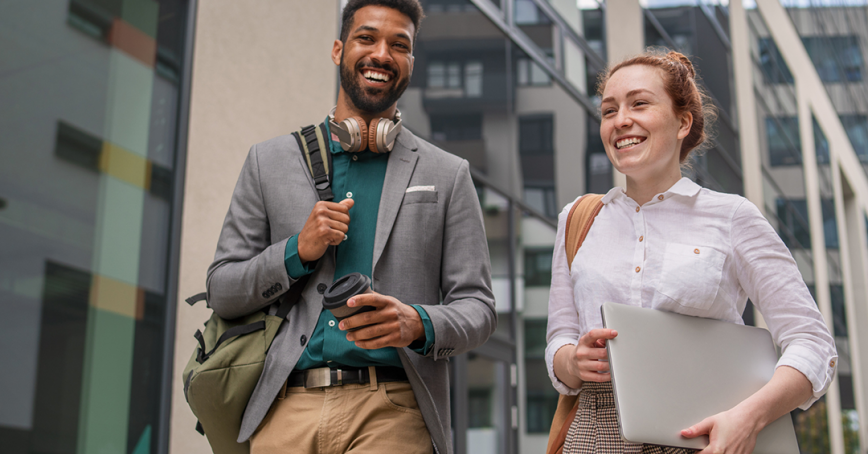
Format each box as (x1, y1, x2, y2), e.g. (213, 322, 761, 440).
(802, 36, 864, 83)
(0, 0, 190, 452)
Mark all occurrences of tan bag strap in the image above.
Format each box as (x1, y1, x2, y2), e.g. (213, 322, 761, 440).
(564, 194, 604, 271)
(545, 393, 580, 454)
(545, 194, 604, 454)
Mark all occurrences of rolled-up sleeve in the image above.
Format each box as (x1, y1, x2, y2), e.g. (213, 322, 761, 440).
(545, 198, 583, 395)
(730, 199, 837, 409)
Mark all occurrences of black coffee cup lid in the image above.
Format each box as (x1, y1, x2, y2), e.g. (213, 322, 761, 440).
(323, 273, 371, 309)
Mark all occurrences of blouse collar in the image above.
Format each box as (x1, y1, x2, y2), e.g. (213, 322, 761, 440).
(600, 177, 702, 205)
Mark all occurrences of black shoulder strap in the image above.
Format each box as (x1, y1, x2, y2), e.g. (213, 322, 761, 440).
(292, 123, 334, 202)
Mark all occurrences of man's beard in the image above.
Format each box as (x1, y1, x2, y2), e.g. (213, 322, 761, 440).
(340, 54, 410, 114)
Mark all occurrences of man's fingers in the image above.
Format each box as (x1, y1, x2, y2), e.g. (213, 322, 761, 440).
(339, 198, 355, 209)
(581, 371, 611, 382)
(347, 292, 389, 308)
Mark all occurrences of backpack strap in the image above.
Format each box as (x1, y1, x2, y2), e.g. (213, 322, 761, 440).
(293, 123, 334, 202)
(564, 194, 605, 271)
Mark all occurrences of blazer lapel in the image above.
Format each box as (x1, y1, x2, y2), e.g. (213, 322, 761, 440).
(372, 130, 419, 270)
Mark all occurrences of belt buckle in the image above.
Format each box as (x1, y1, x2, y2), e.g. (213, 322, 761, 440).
(303, 367, 342, 388)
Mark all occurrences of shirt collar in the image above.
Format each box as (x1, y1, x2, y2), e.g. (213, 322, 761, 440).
(323, 116, 344, 155)
(600, 177, 701, 205)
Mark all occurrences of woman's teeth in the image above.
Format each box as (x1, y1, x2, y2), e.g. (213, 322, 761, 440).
(363, 71, 390, 82)
(616, 137, 644, 149)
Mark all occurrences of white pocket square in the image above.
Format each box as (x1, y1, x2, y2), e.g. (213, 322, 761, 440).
(406, 185, 435, 193)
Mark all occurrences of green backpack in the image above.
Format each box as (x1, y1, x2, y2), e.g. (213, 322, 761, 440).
(182, 123, 332, 453)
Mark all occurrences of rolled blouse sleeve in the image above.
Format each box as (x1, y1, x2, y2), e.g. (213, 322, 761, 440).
(731, 199, 837, 409)
(545, 199, 583, 395)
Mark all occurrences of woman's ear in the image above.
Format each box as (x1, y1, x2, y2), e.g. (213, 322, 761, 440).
(677, 111, 693, 140)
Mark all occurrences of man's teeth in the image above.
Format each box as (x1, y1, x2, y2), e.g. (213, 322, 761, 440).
(616, 137, 644, 149)
(363, 71, 390, 82)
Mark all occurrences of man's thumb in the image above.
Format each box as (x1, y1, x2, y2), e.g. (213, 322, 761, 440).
(340, 198, 355, 208)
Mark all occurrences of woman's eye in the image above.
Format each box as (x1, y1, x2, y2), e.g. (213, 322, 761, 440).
(603, 108, 616, 116)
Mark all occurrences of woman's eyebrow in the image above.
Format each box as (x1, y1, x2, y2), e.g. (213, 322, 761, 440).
(601, 88, 654, 105)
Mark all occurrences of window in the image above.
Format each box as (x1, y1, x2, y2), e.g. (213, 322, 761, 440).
(430, 114, 483, 142)
(426, 60, 484, 97)
(516, 56, 552, 86)
(520, 115, 557, 217)
(840, 115, 868, 163)
(524, 248, 553, 287)
(524, 319, 558, 433)
(758, 38, 794, 85)
(803, 36, 863, 83)
(775, 198, 838, 249)
(766, 117, 801, 166)
(759, 36, 864, 84)
(776, 198, 811, 249)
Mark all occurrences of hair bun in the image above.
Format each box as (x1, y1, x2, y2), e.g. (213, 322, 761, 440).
(666, 51, 695, 79)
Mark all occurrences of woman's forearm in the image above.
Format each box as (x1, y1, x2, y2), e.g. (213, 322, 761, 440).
(733, 365, 813, 429)
(553, 343, 583, 390)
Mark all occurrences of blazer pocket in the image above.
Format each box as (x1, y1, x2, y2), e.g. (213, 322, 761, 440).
(403, 190, 438, 205)
(654, 243, 726, 311)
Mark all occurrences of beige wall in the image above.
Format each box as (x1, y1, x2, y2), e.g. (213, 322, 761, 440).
(170, 0, 338, 452)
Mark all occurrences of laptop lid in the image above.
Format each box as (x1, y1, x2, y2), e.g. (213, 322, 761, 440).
(600, 302, 800, 454)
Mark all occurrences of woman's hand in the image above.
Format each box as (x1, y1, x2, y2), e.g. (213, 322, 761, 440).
(681, 406, 760, 454)
(554, 329, 618, 388)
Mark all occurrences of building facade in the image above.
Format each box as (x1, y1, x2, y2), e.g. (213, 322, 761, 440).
(1, 0, 866, 453)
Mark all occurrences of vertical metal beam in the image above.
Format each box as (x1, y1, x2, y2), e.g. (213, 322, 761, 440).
(158, 0, 198, 452)
(797, 81, 845, 454)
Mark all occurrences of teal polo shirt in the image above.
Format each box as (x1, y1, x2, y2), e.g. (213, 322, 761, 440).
(283, 119, 435, 370)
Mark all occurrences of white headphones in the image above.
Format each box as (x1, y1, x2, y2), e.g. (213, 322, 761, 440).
(328, 107, 403, 153)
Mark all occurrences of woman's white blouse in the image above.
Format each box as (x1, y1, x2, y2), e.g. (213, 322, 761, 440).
(545, 178, 837, 409)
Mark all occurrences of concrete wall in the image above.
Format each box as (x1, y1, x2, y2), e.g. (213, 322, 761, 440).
(170, 0, 338, 452)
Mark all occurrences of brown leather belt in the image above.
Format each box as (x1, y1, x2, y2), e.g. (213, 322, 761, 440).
(288, 366, 407, 388)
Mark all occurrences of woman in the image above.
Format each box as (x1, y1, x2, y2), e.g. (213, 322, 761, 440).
(545, 50, 837, 454)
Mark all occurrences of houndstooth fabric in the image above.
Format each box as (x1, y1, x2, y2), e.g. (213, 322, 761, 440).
(563, 382, 697, 454)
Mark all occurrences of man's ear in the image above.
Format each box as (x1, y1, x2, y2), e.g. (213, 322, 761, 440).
(409, 54, 415, 75)
(332, 39, 343, 66)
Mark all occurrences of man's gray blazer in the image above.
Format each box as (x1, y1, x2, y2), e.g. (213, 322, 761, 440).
(206, 127, 496, 454)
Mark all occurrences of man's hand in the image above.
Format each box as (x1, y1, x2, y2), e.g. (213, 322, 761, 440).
(297, 198, 354, 263)
(339, 292, 425, 349)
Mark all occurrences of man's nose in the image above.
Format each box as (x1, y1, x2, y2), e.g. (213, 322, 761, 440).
(369, 40, 393, 65)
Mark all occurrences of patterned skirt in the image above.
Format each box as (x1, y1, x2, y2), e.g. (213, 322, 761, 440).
(563, 381, 698, 454)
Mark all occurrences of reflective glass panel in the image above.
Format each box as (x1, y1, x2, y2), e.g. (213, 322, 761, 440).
(0, 0, 189, 452)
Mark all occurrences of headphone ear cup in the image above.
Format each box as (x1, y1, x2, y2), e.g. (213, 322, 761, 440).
(367, 118, 381, 153)
(340, 116, 367, 152)
(352, 116, 368, 152)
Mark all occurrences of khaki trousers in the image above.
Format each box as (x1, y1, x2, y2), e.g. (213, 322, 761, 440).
(250, 379, 433, 454)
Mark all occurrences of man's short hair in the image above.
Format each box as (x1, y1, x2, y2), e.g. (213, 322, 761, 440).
(340, 0, 425, 43)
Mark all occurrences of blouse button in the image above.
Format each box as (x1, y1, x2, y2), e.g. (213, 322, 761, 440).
(694, 248, 700, 254)
(346, 192, 353, 198)
(830, 359, 836, 368)
(352, 155, 358, 161)
(635, 207, 640, 213)
(639, 236, 644, 242)
(658, 195, 664, 201)
(635, 266, 641, 273)
(329, 320, 336, 327)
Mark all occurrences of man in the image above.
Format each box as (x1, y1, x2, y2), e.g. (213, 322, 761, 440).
(206, 1, 496, 453)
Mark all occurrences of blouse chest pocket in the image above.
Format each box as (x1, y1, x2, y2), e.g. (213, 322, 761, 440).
(654, 243, 726, 311)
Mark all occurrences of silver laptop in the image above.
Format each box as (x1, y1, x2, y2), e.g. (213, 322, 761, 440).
(600, 302, 800, 453)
